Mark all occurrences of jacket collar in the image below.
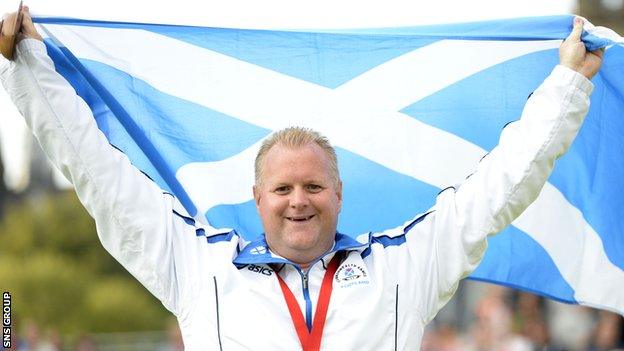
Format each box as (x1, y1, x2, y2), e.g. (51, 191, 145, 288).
(233, 232, 368, 266)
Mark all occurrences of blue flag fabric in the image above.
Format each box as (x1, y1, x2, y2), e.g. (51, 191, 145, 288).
(33, 15, 624, 314)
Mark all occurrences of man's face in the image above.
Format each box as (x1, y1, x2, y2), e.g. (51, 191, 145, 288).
(253, 143, 342, 265)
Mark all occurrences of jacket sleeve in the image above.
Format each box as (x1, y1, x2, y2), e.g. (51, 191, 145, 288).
(0, 39, 218, 316)
(401, 65, 594, 322)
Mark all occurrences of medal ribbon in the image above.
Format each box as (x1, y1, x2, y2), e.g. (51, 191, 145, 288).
(276, 253, 342, 351)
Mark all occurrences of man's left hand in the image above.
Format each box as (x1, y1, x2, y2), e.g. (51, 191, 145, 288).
(560, 17, 604, 79)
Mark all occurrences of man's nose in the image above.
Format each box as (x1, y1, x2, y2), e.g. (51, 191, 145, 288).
(289, 187, 309, 209)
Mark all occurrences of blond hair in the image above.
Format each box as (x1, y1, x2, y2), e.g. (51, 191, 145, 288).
(254, 127, 340, 187)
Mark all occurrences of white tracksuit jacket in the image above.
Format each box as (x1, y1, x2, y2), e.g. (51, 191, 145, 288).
(1, 39, 593, 350)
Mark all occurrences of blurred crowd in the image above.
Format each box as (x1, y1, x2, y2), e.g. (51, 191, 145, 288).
(423, 281, 624, 351)
(2, 280, 623, 351)
(2, 319, 183, 351)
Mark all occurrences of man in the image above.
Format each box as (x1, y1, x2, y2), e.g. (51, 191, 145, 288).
(0, 8, 604, 350)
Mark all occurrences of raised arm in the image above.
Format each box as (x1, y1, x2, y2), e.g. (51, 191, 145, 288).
(402, 17, 603, 321)
(0, 8, 218, 316)
(452, 17, 602, 237)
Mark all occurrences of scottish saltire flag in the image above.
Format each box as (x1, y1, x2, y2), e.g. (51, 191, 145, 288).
(32, 16, 624, 314)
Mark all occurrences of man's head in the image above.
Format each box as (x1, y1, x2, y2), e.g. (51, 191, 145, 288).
(253, 127, 342, 267)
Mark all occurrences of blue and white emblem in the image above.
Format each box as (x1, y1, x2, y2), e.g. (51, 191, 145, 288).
(335, 263, 370, 288)
(250, 246, 267, 255)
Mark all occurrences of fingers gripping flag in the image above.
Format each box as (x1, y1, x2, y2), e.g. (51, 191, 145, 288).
(33, 16, 624, 314)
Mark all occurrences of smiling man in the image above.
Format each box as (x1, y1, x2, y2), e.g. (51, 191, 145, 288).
(254, 129, 343, 269)
(0, 8, 604, 351)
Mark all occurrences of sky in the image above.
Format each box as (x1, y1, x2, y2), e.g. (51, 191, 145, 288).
(0, 0, 576, 191)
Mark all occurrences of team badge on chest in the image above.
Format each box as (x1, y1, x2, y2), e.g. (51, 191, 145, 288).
(334, 263, 370, 288)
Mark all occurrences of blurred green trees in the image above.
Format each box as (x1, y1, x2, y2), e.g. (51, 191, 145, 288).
(0, 191, 170, 334)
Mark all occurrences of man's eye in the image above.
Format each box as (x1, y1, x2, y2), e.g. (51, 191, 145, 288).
(274, 186, 290, 194)
(306, 184, 322, 192)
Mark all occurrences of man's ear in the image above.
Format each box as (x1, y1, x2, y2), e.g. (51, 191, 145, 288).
(253, 185, 261, 209)
(336, 181, 343, 207)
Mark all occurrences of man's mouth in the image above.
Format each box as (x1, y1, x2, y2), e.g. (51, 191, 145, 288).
(285, 215, 315, 222)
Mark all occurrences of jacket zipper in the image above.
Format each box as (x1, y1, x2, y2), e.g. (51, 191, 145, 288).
(292, 253, 339, 332)
(301, 271, 313, 331)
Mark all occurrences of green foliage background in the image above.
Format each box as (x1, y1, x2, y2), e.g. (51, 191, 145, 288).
(0, 191, 170, 334)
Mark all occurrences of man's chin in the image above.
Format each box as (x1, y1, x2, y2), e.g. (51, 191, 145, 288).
(284, 232, 332, 252)
(286, 236, 321, 252)
(266, 229, 335, 260)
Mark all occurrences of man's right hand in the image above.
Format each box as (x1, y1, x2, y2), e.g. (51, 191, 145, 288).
(1, 5, 43, 59)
